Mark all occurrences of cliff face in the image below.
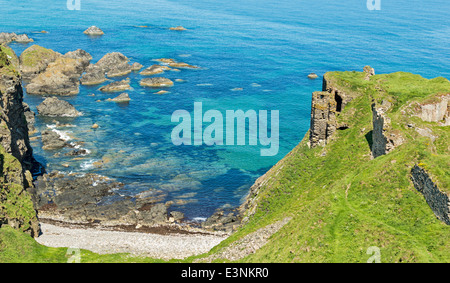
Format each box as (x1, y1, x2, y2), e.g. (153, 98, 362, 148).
(0, 45, 39, 237)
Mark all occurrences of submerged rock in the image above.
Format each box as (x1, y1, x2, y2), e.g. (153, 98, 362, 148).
(83, 26, 104, 36)
(99, 78, 131, 92)
(36, 97, 82, 117)
(140, 77, 174, 87)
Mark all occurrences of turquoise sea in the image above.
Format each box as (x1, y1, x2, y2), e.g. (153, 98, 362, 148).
(1, 0, 449, 219)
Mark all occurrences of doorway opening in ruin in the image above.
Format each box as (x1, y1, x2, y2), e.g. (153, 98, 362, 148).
(335, 92, 343, 112)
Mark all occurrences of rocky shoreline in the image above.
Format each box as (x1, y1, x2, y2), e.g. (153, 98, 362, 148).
(1, 28, 242, 240)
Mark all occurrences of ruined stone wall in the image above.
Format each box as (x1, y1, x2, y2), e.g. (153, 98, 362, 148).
(411, 165, 450, 225)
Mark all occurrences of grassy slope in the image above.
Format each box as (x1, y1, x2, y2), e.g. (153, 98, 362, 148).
(194, 71, 450, 263)
(1, 71, 448, 263)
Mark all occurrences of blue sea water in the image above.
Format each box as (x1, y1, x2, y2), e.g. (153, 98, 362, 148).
(1, 0, 449, 219)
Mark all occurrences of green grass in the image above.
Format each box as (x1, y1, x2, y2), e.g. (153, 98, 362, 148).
(19, 45, 57, 68)
(0, 45, 19, 77)
(1, 70, 448, 263)
(195, 71, 450, 263)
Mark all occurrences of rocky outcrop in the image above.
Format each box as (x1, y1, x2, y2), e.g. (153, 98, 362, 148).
(371, 101, 404, 158)
(106, 92, 131, 102)
(411, 165, 450, 225)
(41, 130, 67, 150)
(35, 172, 173, 227)
(19, 45, 62, 81)
(0, 46, 35, 169)
(0, 46, 40, 236)
(99, 78, 131, 92)
(26, 56, 85, 95)
(131, 62, 143, 71)
(0, 32, 33, 45)
(83, 26, 104, 36)
(96, 52, 131, 78)
(36, 97, 82, 117)
(140, 77, 174, 88)
(80, 64, 107, 85)
(201, 209, 240, 232)
(81, 52, 132, 83)
(64, 49, 92, 69)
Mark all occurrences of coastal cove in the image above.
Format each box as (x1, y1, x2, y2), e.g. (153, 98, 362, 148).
(0, 0, 449, 263)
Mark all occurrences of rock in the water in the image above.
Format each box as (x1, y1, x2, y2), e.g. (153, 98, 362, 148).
(140, 64, 169, 76)
(96, 52, 130, 74)
(106, 92, 131, 102)
(0, 32, 33, 44)
(168, 62, 199, 69)
(107, 62, 132, 77)
(41, 130, 67, 150)
(13, 34, 34, 43)
(0, 32, 17, 44)
(64, 49, 92, 69)
(36, 97, 82, 117)
(83, 26, 104, 36)
(169, 26, 187, 31)
(307, 73, 319, 79)
(80, 64, 107, 85)
(131, 62, 143, 71)
(154, 58, 176, 64)
(99, 78, 131, 92)
(140, 77, 174, 87)
(19, 45, 62, 81)
(26, 57, 85, 96)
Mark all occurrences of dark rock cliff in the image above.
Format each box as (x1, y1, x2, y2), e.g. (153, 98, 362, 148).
(0, 45, 40, 236)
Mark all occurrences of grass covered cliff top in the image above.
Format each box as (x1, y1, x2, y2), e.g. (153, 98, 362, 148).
(195, 70, 450, 263)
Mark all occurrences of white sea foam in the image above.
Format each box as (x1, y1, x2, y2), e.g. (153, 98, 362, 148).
(80, 160, 96, 170)
(193, 217, 207, 222)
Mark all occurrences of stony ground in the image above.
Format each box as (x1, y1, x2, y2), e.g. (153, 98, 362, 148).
(36, 222, 228, 260)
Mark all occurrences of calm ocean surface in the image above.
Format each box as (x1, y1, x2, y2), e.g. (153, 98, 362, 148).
(1, 0, 449, 219)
